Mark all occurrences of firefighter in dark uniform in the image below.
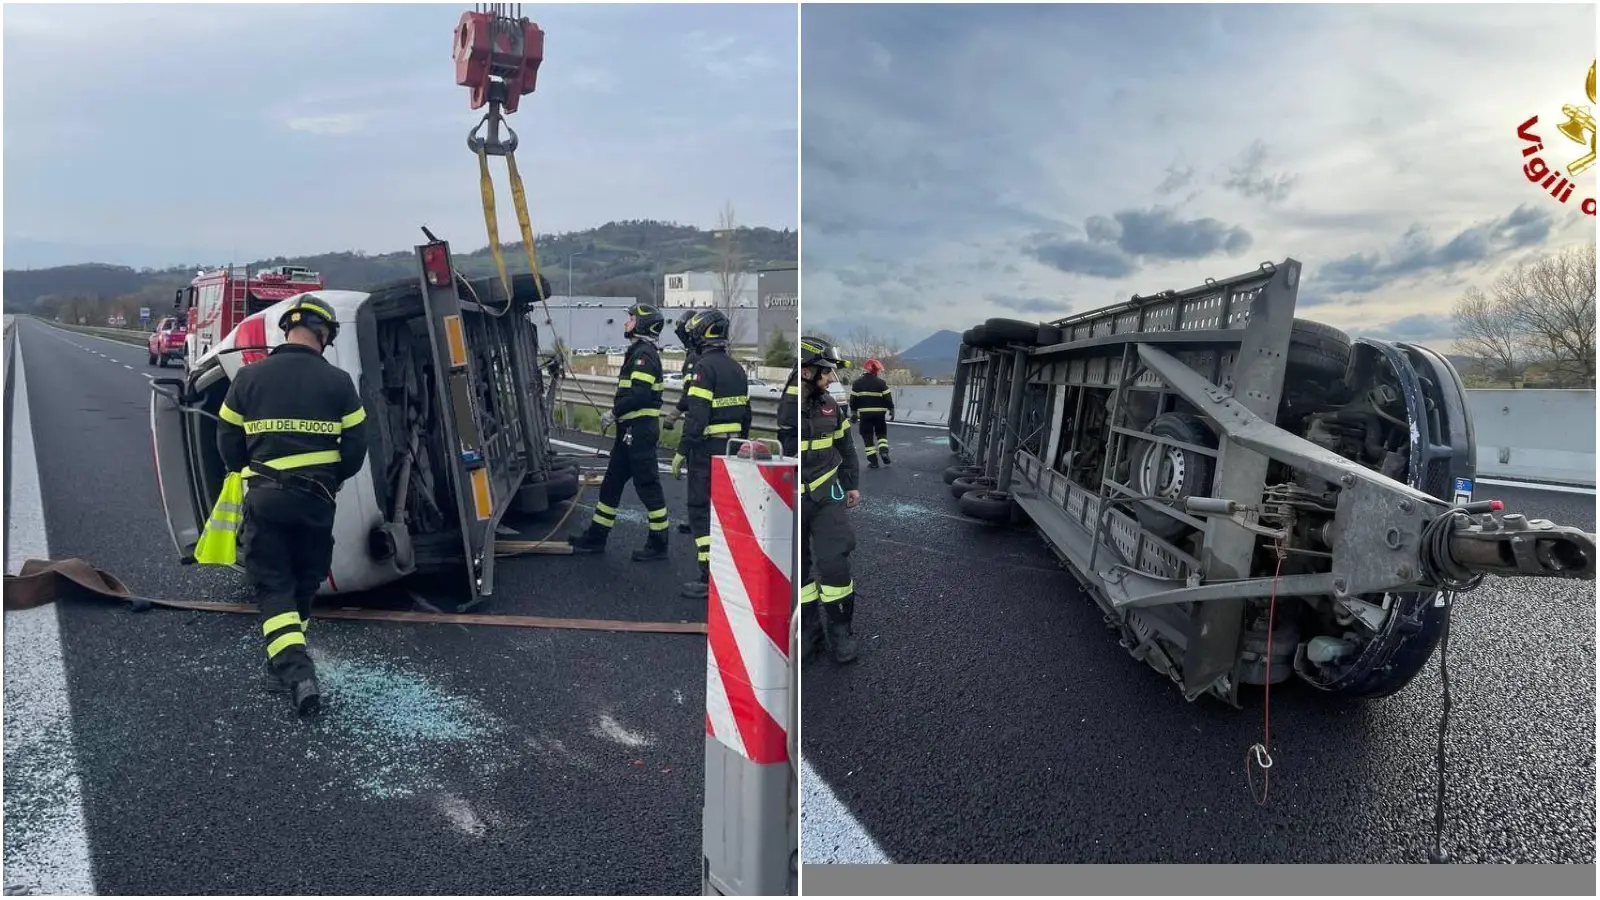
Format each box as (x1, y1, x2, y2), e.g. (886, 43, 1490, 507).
(849, 357, 896, 468)
(677, 308, 751, 600)
(665, 308, 700, 534)
(215, 295, 369, 717)
(798, 336, 862, 663)
(568, 303, 672, 561)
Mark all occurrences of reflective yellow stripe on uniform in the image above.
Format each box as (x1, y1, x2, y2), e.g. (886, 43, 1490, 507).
(807, 464, 840, 493)
(266, 631, 307, 660)
(262, 612, 301, 636)
(243, 418, 343, 436)
(647, 508, 669, 532)
(711, 395, 748, 408)
(218, 403, 245, 426)
(800, 435, 834, 451)
(800, 581, 820, 604)
(695, 534, 711, 563)
(341, 407, 367, 428)
(785, 386, 799, 396)
(688, 386, 714, 401)
(705, 422, 742, 435)
(618, 408, 662, 422)
(194, 471, 246, 565)
(242, 449, 342, 479)
(820, 582, 853, 603)
(593, 500, 618, 528)
(632, 371, 657, 385)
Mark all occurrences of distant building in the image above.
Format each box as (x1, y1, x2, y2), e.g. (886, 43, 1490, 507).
(530, 295, 686, 352)
(755, 265, 798, 355)
(660, 271, 764, 346)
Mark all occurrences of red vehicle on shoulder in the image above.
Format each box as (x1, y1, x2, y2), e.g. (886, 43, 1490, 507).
(146, 315, 188, 368)
(173, 264, 324, 369)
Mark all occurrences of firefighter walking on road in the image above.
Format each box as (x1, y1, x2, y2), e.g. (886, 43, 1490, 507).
(849, 358, 895, 468)
(665, 308, 700, 535)
(569, 303, 672, 561)
(676, 309, 751, 600)
(200, 295, 369, 717)
(798, 336, 861, 663)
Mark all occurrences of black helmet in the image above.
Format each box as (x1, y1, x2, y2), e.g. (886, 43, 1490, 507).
(799, 335, 842, 370)
(278, 294, 339, 346)
(625, 302, 664, 341)
(674, 308, 698, 346)
(684, 308, 731, 350)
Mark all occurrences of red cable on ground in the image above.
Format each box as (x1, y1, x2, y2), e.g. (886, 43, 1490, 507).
(1247, 553, 1285, 805)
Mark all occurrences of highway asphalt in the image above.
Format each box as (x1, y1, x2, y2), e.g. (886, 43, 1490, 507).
(3, 317, 711, 894)
(800, 421, 1596, 865)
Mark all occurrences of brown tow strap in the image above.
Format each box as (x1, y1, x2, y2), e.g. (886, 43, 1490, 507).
(2, 558, 706, 636)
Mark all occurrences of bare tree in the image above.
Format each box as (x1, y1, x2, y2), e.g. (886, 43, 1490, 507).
(714, 201, 747, 346)
(843, 326, 901, 363)
(1454, 242, 1596, 388)
(1517, 242, 1596, 387)
(1452, 285, 1526, 384)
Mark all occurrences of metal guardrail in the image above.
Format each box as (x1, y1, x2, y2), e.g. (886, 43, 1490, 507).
(556, 373, 783, 434)
(29, 319, 150, 346)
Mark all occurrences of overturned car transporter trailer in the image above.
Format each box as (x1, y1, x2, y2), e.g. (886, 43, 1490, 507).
(945, 259, 1595, 706)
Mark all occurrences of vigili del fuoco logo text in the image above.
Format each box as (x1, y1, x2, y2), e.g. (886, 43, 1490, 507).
(1517, 60, 1598, 216)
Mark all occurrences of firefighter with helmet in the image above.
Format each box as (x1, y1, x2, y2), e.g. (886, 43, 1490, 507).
(664, 308, 701, 534)
(198, 294, 370, 717)
(676, 308, 752, 600)
(798, 336, 862, 663)
(849, 357, 896, 468)
(782, 348, 847, 455)
(568, 303, 673, 561)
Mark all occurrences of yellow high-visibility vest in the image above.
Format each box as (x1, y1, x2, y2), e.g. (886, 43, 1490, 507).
(194, 472, 246, 565)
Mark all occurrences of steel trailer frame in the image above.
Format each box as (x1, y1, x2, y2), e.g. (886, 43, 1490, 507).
(948, 259, 1594, 706)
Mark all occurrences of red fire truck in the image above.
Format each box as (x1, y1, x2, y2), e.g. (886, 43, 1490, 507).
(173, 264, 325, 368)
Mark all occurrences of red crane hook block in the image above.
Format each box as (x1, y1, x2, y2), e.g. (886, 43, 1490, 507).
(454, 11, 545, 113)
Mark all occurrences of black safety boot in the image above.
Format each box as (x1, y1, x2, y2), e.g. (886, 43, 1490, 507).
(631, 531, 669, 562)
(680, 564, 710, 600)
(291, 678, 322, 718)
(821, 600, 859, 664)
(881, 447, 892, 466)
(867, 457, 880, 470)
(567, 526, 608, 554)
(262, 660, 290, 694)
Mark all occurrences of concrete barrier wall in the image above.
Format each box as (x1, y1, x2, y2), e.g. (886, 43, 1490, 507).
(885, 383, 1597, 487)
(1469, 389, 1596, 486)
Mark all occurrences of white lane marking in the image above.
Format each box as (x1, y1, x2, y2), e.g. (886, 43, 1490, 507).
(1475, 477, 1595, 497)
(122, 365, 132, 370)
(3, 330, 98, 895)
(800, 756, 890, 864)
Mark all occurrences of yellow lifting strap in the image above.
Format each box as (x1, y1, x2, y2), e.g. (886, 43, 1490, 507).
(475, 142, 549, 307)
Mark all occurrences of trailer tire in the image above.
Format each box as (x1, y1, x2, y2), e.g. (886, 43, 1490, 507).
(1132, 412, 1217, 540)
(943, 464, 983, 484)
(983, 318, 1042, 346)
(959, 490, 1016, 523)
(546, 465, 581, 503)
(1287, 318, 1352, 383)
(967, 324, 999, 349)
(950, 475, 996, 499)
(961, 328, 977, 346)
(1037, 324, 1065, 346)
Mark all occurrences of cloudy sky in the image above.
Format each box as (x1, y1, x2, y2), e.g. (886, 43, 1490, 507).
(4, 2, 797, 270)
(802, 3, 1598, 352)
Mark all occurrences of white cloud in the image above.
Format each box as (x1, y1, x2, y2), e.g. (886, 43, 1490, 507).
(801, 4, 1598, 350)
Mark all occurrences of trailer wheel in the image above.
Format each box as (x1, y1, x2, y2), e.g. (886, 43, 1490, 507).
(950, 475, 996, 499)
(1287, 318, 1353, 383)
(943, 464, 983, 484)
(1037, 324, 1065, 346)
(967, 324, 999, 349)
(1132, 412, 1217, 540)
(983, 318, 1042, 346)
(959, 489, 1016, 523)
(546, 464, 581, 503)
(961, 328, 977, 346)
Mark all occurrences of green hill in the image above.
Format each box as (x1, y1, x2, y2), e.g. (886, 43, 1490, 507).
(5, 219, 797, 321)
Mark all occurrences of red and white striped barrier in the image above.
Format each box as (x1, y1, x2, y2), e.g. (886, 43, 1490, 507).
(704, 449, 797, 765)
